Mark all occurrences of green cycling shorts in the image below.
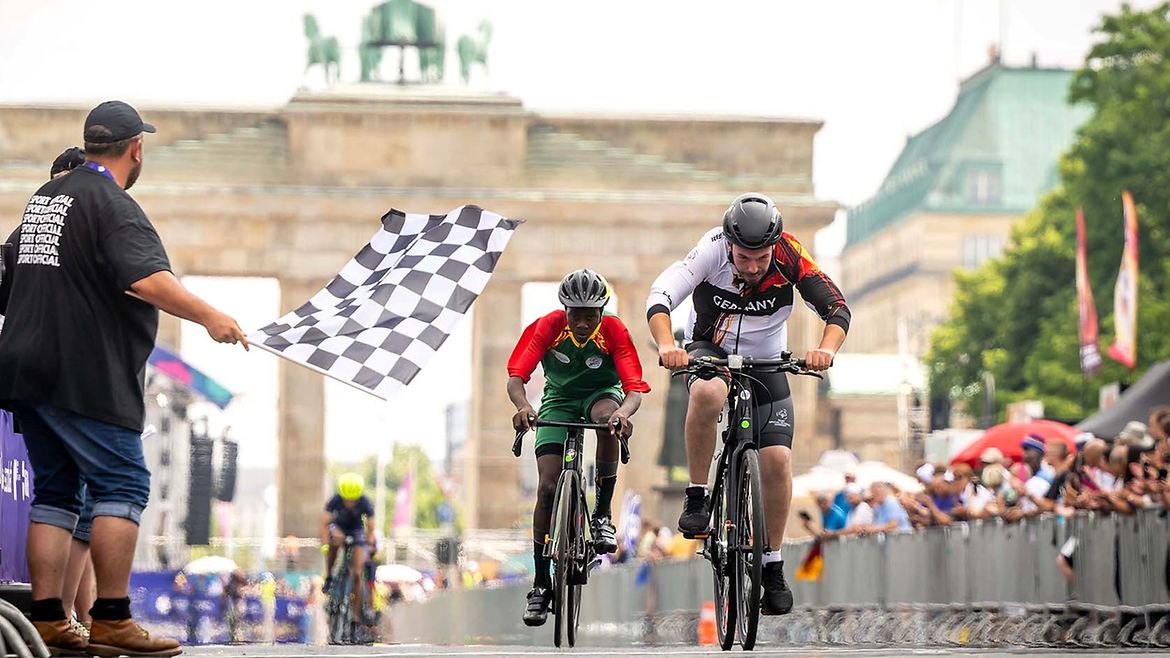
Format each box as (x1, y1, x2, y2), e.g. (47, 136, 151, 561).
(534, 386, 624, 454)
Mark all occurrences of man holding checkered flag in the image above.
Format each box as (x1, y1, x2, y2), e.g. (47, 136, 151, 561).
(251, 204, 521, 399)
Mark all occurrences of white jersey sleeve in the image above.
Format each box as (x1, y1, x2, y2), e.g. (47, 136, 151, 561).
(646, 228, 724, 316)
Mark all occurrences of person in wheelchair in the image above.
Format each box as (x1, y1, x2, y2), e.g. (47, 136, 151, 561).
(506, 269, 650, 626)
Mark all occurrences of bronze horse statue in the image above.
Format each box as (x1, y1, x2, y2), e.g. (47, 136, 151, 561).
(457, 20, 492, 84)
(304, 14, 340, 85)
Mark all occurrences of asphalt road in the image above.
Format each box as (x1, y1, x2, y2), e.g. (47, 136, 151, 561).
(181, 645, 1167, 657)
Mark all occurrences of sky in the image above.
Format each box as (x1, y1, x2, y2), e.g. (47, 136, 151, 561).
(0, 0, 1155, 467)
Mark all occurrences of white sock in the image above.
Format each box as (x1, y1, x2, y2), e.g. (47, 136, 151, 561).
(762, 549, 782, 565)
(688, 482, 709, 494)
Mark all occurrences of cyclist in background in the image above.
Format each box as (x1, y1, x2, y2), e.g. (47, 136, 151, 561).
(322, 472, 377, 623)
(507, 269, 650, 626)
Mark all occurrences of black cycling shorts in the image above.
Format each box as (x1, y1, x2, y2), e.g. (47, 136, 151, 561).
(685, 341, 795, 450)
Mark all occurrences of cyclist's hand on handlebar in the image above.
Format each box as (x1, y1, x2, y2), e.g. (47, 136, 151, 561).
(608, 412, 633, 439)
(658, 344, 689, 369)
(804, 348, 835, 371)
(512, 405, 536, 432)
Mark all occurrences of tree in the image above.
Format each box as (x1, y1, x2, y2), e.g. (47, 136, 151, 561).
(928, 2, 1170, 422)
(329, 443, 455, 531)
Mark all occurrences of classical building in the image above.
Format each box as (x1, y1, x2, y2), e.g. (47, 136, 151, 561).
(832, 61, 1091, 463)
(0, 85, 836, 533)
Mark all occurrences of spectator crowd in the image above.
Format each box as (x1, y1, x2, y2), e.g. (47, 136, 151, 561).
(802, 408, 1170, 539)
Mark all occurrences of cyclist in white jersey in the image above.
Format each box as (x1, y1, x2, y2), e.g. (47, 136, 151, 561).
(646, 193, 850, 615)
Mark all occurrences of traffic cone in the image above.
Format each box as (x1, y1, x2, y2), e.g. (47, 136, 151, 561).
(697, 600, 717, 646)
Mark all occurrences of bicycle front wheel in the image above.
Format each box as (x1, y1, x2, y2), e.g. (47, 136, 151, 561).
(735, 449, 765, 650)
(551, 475, 577, 648)
(328, 569, 352, 645)
(710, 476, 737, 651)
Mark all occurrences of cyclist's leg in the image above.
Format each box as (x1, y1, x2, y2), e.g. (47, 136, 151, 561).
(349, 533, 368, 622)
(754, 372, 796, 615)
(586, 389, 623, 518)
(532, 394, 573, 589)
(683, 342, 730, 487)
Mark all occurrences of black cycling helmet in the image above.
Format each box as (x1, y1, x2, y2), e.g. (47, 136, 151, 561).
(557, 268, 610, 309)
(722, 192, 783, 249)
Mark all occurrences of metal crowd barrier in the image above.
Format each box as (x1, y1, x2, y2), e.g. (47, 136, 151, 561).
(387, 509, 1170, 648)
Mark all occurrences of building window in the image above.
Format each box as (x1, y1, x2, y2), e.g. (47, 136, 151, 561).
(965, 167, 1001, 205)
(962, 234, 1003, 269)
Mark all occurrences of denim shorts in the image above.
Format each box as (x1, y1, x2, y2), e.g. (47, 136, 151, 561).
(13, 402, 150, 532)
(73, 483, 95, 543)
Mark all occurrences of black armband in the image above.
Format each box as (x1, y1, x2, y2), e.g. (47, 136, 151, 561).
(646, 304, 670, 322)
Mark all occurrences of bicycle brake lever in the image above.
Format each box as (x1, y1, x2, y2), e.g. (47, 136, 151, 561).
(512, 429, 526, 457)
(619, 436, 631, 465)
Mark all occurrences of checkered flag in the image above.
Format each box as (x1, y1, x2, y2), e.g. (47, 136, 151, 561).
(250, 205, 521, 399)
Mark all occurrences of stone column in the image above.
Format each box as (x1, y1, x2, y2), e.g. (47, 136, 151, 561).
(610, 279, 668, 522)
(276, 278, 326, 543)
(464, 277, 524, 529)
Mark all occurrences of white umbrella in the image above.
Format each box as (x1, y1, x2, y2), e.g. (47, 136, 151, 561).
(183, 555, 238, 575)
(816, 450, 860, 473)
(854, 461, 923, 493)
(791, 466, 846, 498)
(376, 563, 423, 583)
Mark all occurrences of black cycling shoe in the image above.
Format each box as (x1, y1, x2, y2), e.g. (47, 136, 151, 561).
(591, 515, 618, 554)
(523, 587, 552, 626)
(677, 486, 711, 537)
(761, 561, 794, 615)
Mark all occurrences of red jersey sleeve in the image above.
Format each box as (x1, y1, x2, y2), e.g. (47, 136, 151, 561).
(506, 311, 563, 382)
(599, 316, 651, 394)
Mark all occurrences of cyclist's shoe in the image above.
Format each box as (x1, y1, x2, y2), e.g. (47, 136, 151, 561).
(523, 587, 552, 627)
(761, 561, 794, 616)
(323, 575, 334, 595)
(591, 515, 618, 554)
(677, 486, 711, 537)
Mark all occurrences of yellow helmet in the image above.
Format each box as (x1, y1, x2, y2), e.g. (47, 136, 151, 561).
(338, 472, 364, 500)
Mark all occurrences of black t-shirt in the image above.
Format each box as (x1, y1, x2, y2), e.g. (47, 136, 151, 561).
(0, 165, 170, 430)
(326, 494, 375, 534)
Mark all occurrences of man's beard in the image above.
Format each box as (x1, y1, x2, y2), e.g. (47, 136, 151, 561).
(125, 159, 143, 190)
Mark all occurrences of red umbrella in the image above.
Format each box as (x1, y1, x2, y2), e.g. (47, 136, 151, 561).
(950, 420, 1079, 469)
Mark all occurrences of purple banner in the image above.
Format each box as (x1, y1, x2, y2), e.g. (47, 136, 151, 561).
(0, 410, 32, 583)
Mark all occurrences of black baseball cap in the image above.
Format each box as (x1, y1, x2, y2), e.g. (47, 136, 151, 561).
(83, 100, 156, 144)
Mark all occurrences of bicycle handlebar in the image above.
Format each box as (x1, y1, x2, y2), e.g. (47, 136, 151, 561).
(661, 351, 828, 379)
(512, 417, 631, 464)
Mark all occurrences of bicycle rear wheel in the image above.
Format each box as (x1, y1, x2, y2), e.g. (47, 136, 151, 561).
(735, 449, 765, 650)
(710, 475, 737, 651)
(551, 475, 576, 648)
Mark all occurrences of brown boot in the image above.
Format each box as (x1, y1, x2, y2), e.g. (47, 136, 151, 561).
(32, 619, 89, 656)
(87, 619, 181, 657)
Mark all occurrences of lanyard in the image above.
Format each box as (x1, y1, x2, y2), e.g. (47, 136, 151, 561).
(82, 161, 116, 183)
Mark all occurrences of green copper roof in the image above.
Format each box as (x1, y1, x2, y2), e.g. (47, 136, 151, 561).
(846, 64, 1091, 247)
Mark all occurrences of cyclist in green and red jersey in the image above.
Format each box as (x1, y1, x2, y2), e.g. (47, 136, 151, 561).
(507, 269, 650, 627)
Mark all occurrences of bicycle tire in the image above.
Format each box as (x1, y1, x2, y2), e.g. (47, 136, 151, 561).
(568, 488, 588, 647)
(735, 449, 764, 650)
(551, 475, 576, 648)
(711, 472, 737, 651)
(328, 564, 353, 645)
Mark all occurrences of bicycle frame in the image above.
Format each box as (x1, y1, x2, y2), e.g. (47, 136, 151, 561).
(672, 352, 821, 650)
(514, 416, 630, 647)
